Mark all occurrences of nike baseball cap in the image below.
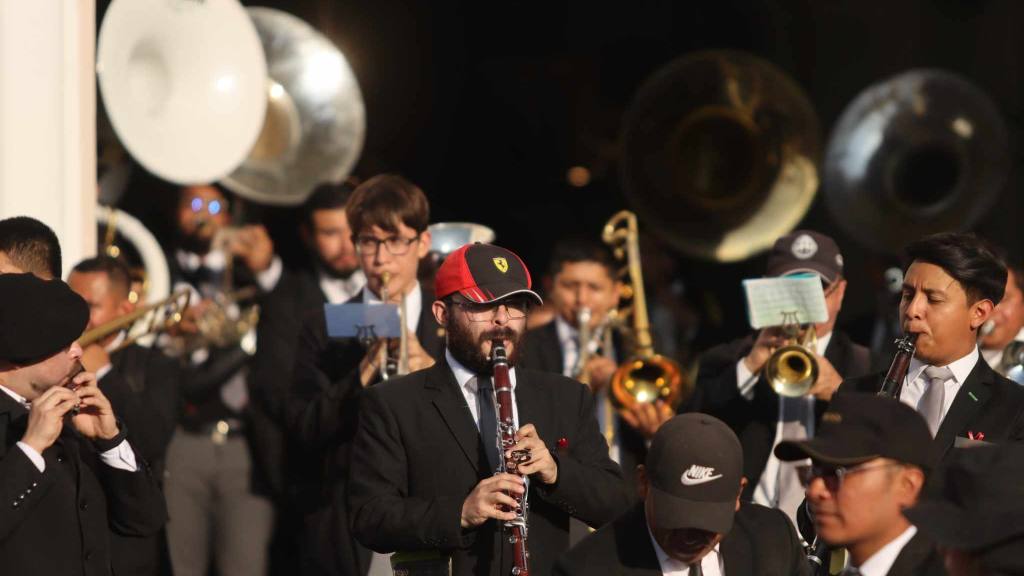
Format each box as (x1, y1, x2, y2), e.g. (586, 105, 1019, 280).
(434, 243, 542, 305)
(645, 413, 743, 533)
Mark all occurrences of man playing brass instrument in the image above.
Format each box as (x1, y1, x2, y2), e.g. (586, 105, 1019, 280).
(685, 230, 872, 527)
(288, 174, 444, 576)
(979, 260, 1024, 376)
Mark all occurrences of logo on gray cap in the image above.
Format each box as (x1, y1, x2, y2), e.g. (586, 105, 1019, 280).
(791, 234, 818, 259)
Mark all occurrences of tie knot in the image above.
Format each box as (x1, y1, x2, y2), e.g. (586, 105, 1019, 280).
(476, 376, 493, 392)
(923, 365, 953, 384)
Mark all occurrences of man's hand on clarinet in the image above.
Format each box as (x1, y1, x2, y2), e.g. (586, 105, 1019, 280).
(508, 423, 558, 485)
(460, 473, 525, 528)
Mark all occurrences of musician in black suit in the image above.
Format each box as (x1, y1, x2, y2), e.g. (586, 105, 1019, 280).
(555, 413, 807, 576)
(842, 233, 1024, 463)
(776, 393, 945, 576)
(685, 231, 872, 525)
(0, 273, 167, 576)
(348, 242, 632, 576)
(69, 256, 180, 576)
(521, 239, 669, 501)
(289, 174, 444, 576)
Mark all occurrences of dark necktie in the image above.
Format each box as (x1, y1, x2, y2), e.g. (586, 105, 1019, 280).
(476, 376, 501, 472)
(689, 561, 703, 576)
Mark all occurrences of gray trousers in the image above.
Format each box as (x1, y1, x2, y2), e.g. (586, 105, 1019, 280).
(165, 427, 275, 576)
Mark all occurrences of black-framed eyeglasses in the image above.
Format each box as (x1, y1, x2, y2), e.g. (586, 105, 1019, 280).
(797, 461, 901, 491)
(355, 235, 420, 255)
(451, 298, 530, 322)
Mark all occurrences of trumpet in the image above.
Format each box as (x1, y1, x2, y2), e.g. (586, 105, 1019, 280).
(572, 307, 617, 386)
(376, 272, 409, 381)
(602, 211, 687, 409)
(764, 324, 819, 397)
(79, 289, 192, 352)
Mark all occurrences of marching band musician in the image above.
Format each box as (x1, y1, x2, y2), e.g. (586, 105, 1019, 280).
(555, 414, 808, 576)
(287, 174, 443, 576)
(68, 256, 180, 576)
(521, 239, 672, 489)
(978, 260, 1024, 375)
(775, 393, 944, 576)
(684, 230, 872, 526)
(0, 215, 62, 279)
(0, 272, 167, 576)
(842, 233, 1024, 454)
(347, 242, 632, 576)
(162, 183, 283, 576)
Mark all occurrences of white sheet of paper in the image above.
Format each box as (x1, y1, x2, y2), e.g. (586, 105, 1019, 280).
(743, 276, 828, 329)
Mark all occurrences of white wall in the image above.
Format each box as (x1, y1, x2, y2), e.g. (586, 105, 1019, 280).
(0, 0, 96, 278)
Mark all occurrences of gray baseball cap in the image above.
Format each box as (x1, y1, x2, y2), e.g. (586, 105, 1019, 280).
(766, 230, 844, 283)
(645, 414, 743, 534)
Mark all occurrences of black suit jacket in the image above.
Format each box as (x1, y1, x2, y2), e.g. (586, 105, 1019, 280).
(884, 532, 946, 576)
(288, 284, 446, 576)
(843, 357, 1024, 465)
(0, 393, 167, 576)
(685, 331, 871, 499)
(521, 321, 647, 494)
(553, 502, 808, 576)
(348, 361, 634, 576)
(101, 344, 180, 576)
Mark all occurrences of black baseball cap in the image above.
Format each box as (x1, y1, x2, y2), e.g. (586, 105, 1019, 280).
(0, 273, 88, 365)
(766, 230, 844, 283)
(775, 392, 934, 470)
(645, 414, 743, 534)
(904, 444, 1024, 572)
(434, 243, 542, 305)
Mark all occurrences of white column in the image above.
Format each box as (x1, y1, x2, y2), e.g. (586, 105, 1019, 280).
(0, 0, 96, 278)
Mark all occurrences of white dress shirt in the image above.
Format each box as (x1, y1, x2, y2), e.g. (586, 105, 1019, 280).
(1, 384, 138, 473)
(363, 280, 422, 335)
(446, 349, 519, 430)
(849, 526, 917, 576)
(745, 332, 831, 529)
(319, 268, 366, 305)
(647, 521, 725, 576)
(901, 347, 979, 425)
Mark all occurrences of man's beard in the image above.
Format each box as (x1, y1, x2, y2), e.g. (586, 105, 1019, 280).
(314, 252, 359, 280)
(446, 318, 523, 375)
(177, 230, 212, 255)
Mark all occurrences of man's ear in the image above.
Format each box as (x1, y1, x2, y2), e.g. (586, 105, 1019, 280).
(736, 477, 748, 512)
(970, 298, 995, 331)
(897, 466, 926, 508)
(416, 230, 432, 259)
(117, 297, 135, 316)
(432, 300, 448, 327)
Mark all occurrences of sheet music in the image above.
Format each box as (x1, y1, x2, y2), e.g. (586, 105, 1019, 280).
(743, 275, 828, 329)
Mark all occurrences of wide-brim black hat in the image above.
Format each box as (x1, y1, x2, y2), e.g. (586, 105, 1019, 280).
(0, 273, 88, 364)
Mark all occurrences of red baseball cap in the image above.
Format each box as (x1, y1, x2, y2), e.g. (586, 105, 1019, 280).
(434, 243, 543, 305)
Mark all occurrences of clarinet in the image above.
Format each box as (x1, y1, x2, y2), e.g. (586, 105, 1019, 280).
(878, 333, 919, 398)
(491, 341, 530, 576)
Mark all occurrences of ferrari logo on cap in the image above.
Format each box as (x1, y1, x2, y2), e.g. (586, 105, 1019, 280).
(493, 257, 509, 273)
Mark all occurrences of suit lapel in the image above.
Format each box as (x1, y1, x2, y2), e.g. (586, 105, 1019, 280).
(934, 359, 993, 457)
(415, 286, 445, 357)
(0, 392, 27, 456)
(427, 364, 483, 473)
(627, 505, 670, 575)
(720, 514, 752, 575)
(513, 368, 541, 437)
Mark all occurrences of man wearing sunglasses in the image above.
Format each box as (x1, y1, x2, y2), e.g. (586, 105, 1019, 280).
(686, 230, 872, 527)
(348, 242, 632, 576)
(288, 174, 446, 576)
(775, 392, 945, 575)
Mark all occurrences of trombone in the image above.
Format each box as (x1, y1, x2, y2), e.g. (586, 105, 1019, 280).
(79, 289, 192, 353)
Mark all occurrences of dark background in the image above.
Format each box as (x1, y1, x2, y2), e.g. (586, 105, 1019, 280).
(98, 0, 1024, 358)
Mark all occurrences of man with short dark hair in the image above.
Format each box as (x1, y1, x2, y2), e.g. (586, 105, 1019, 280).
(555, 413, 807, 575)
(0, 273, 166, 576)
(68, 256, 180, 576)
(776, 393, 944, 575)
(289, 174, 445, 576)
(348, 242, 632, 576)
(844, 232, 1024, 452)
(0, 215, 61, 279)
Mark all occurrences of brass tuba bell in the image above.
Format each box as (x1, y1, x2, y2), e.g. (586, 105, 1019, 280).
(764, 324, 819, 397)
(602, 211, 688, 409)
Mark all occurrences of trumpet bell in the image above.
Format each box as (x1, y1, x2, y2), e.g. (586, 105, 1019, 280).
(428, 222, 497, 256)
(97, 0, 268, 185)
(765, 345, 819, 397)
(1001, 341, 1024, 385)
(610, 355, 685, 410)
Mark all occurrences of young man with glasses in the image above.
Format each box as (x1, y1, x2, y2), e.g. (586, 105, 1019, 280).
(348, 242, 633, 576)
(685, 230, 872, 527)
(288, 174, 446, 576)
(775, 392, 944, 575)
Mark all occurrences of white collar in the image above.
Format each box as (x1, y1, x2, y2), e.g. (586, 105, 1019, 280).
(445, 348, 517, 391)
(908, 346, 979, 385)
(646, 518, 721, 575)
(0, 384, 30, 410)
(176, 248, 227, 273)
(554, 315, 577, 348)
(317, 267, 366, 305)
(853, 525, 917, 576)
(816, 331, 833, 356)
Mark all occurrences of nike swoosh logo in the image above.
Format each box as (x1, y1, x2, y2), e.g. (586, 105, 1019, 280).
(680, 473, 723, 486)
